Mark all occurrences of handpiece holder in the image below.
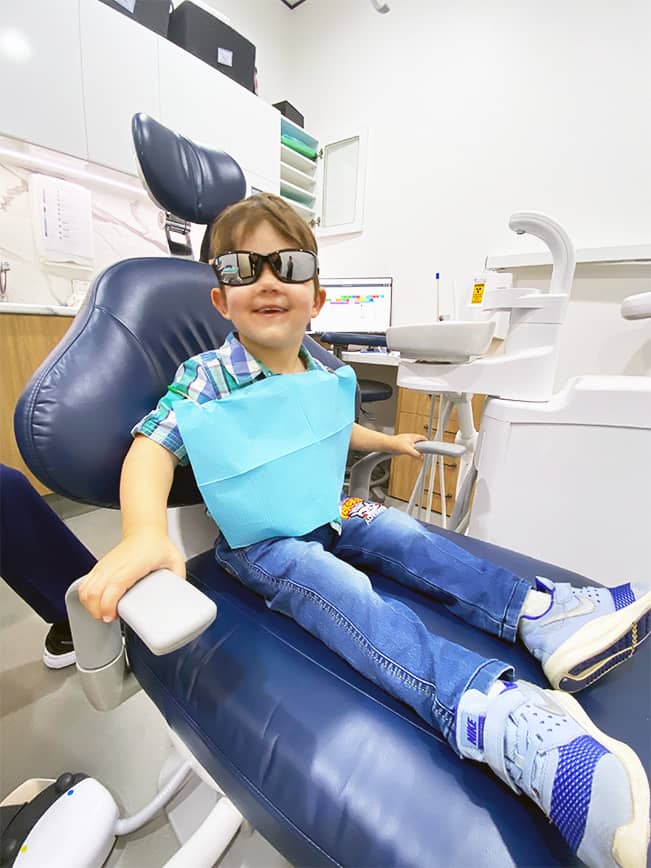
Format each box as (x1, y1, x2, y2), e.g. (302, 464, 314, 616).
(393, 211, 576, 402)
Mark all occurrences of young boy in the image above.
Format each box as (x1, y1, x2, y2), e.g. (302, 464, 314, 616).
(79, 193, 650, 868)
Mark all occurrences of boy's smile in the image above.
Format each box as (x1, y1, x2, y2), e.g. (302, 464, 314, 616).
(211, 221, 326, 374)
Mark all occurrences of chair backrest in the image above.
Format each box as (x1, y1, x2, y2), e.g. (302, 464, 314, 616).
(131, 112, 246, 225)
(15, 114, 353, 508)
(15, 257, 351, 508)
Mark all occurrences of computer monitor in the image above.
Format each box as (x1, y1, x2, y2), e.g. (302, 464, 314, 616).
(313, 277, 392, 333)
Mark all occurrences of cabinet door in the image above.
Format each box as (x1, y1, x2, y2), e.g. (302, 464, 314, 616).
(158, 39, 278, 182)
(80, 0, 160, 175)
(316, 128, 367, 237)
(0, 0, 87, 159)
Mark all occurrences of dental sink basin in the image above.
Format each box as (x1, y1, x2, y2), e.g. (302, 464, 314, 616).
(386, 321, 496, 363)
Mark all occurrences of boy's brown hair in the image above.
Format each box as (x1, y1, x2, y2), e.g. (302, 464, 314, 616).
(209, 193, 320, 296)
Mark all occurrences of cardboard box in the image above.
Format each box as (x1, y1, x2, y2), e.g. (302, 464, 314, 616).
(167, 2, 256, 93)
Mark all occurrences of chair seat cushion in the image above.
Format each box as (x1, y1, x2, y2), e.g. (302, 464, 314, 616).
(126, 526, 650, 867)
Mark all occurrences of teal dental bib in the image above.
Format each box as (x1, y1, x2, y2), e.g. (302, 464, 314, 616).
(174, 365, 356, 548)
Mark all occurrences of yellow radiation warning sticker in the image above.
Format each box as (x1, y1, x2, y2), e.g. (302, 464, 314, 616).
(471, 282, 485, 304)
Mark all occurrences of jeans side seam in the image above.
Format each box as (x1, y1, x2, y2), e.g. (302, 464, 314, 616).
(499, 578, 530, 641)
(232, 550, 437, 700)
(336, 543, 509, 632)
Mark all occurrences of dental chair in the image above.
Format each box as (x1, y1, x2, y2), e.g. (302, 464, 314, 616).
(11, 117, 650, 868)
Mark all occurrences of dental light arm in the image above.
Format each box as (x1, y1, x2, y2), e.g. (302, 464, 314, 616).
(65, 570, 217, 711)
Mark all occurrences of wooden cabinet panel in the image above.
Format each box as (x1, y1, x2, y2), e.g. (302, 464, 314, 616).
(0, 315, 73, 495)
(388, 389, 485, 515)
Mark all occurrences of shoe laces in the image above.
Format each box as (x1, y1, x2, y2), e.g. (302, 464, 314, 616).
(503, 698, 578, 808)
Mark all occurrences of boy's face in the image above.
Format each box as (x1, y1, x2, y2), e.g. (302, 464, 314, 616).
(211, 221, 326, 358)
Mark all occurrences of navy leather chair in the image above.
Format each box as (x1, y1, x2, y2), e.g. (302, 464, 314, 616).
(14, 118, 650, 867)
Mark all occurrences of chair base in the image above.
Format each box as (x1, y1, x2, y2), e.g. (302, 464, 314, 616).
(160, 738, 291, 868)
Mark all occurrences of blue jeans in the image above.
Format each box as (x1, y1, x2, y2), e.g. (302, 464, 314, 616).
(215, 500, 531, 750)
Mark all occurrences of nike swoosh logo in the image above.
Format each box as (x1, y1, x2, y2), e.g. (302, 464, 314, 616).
(542, 596, 595, 627)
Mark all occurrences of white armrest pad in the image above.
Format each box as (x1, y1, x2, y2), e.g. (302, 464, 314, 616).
(117, 569, 217, 656)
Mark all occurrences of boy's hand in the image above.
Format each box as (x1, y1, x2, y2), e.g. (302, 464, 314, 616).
(388, 433, 427, 459)
(78, 528, 186, 623)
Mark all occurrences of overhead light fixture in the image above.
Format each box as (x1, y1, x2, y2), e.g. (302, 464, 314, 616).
(370, 0, 390, 12)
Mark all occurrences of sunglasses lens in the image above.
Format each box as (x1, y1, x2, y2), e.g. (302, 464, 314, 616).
(215, 252, 257, 285)
(215, 250, 316, 284)
(273, 251, 316, 282)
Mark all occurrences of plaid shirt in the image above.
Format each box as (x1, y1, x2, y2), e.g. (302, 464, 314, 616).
(133, 331, 330, 467)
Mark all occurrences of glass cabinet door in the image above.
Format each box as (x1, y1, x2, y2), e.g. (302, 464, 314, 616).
(317, 130, 367, 237)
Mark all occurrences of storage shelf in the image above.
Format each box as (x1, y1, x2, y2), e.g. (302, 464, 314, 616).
(281, 195, 314, 220)
(280, 178, 315, 207)
(280, 117, 318, 150)
(280, 143, 317, 176)
(486, 244, 651, 269)
(280, 160, 316, 191)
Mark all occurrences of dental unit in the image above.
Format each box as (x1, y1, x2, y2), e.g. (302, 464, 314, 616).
(5, 117, 649, 868)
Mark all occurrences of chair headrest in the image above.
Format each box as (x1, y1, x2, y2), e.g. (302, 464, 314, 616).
(132, 113, 246, 224)
(15, 258, 354, 508)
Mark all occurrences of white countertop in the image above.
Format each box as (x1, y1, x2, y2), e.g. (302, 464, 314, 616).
(0, 302, 80, 316)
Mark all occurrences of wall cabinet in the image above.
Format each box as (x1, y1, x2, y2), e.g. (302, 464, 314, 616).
(158, 38, 279, 187)
(279, 118, 367, 236)
(0, 0, 87, 160)
(389, 390, 485, 516)
(2, 4, 369, 231)
(1, 0, 279, 188)
(80, 0, 161, 175)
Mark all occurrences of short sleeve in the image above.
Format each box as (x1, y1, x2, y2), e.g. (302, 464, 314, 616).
(131, 356, 217, 465)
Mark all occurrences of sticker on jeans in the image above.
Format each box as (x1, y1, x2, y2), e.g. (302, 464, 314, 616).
(340, 497, 386, 524)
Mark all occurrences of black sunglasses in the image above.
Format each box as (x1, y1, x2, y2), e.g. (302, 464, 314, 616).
(212, 249, 318, 287)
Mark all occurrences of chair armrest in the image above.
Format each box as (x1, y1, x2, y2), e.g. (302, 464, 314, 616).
(348, 441, 465, 499)
(65, 570, 217, 711)
(117, 569, 217, 655)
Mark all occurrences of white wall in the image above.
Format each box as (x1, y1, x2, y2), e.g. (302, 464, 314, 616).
(281, 0, 651, 380)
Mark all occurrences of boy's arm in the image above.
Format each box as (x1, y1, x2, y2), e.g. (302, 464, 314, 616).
(349, 422, 425, 459)
(78, 435, 186, 623)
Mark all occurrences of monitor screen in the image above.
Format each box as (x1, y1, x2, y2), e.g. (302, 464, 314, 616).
(313, 277, 392, 333)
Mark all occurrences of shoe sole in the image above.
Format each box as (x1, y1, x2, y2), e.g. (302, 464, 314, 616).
(544, 590, 651, 692)
(42, 649, 76, 670)
(553, 691, 651, 868)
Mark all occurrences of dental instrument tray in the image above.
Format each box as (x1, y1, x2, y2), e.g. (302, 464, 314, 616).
(386, 320, 495, 363)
